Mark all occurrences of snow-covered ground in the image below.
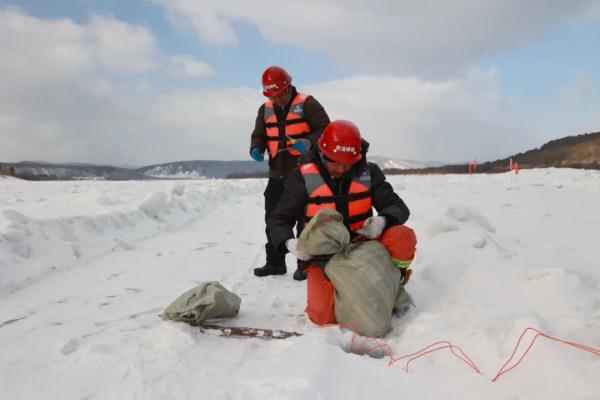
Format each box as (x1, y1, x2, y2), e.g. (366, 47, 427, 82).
(1, 169, 599, 400)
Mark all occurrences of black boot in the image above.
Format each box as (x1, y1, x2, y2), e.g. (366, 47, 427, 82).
(293, 261, 307, 281)
(254, 263, 287, 277)
(254, 243, 286, 277)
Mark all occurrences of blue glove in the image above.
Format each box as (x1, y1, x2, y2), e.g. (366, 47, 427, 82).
(250, 147, 264, 162)
(291, 139, 309, 154)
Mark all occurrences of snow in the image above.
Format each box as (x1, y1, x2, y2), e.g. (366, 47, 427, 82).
(1, 168, 599, 399)
(369, 156, 438, 170)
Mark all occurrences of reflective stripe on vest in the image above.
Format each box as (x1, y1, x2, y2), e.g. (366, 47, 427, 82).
(300, 163, 373, 232)
(264, 93, 311, 157)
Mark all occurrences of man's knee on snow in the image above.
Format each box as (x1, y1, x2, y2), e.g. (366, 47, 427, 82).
(379, 225, 417, 268)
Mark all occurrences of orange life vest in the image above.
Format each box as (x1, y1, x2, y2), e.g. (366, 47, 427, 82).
(300, 162, 372, 232)
(264, 93, 311, 157)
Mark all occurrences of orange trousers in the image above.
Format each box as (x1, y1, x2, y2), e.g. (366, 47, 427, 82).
(305, 225, 417, 326)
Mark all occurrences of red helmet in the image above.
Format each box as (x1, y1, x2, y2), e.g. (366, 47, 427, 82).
(262, 66, 292, 97)
(318, 120, 363, 164)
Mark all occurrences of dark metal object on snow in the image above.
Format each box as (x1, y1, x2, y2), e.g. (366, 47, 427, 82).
(184, 319, 303, 340)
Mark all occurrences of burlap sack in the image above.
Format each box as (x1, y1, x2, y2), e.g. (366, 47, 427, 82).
(298, 209, 411, 337)
(297, 208, 350, 256)
(162, 281, 241, 324)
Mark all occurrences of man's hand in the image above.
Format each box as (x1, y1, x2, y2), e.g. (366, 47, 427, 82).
(286, 239, 311, 261)
(290, 139, 310, 155)
(356, 216, 386, 239)
(250, 147, 264, 162)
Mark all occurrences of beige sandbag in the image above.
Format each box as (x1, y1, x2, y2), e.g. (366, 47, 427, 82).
(326, 241, 405, 337)
(297, 208, 350, 256)
(298, 209, 411, 337)
(162, 281, 241, 324)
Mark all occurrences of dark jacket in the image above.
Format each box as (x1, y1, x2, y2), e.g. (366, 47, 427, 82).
(250, 86, 330, 179)
(268, 142, 410, 253)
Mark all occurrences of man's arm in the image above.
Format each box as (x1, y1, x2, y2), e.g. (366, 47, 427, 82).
(303, 96, 330, 147)
(250, 104, 267, 154)
(369, 163, 410, 226)
(268, 170, 308, 252)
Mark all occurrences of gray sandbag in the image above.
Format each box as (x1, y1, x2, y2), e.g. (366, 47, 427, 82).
(162, 281, 241, 324)
(297, 208, 350, 256)
(326, 241, 406, 337)
(298, 209, 411, 337)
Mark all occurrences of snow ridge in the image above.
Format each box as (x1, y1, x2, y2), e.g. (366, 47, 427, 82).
(0, 179, 265, 295)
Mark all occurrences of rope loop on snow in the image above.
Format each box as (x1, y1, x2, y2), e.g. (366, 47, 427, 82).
(491, 326, 600, 382)
(328, 324, 600, 381)
(329, 323, 482, 374)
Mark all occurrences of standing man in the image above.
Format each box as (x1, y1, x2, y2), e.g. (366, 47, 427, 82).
(268, 120, 416, 324)
(250, 66, 330, 279)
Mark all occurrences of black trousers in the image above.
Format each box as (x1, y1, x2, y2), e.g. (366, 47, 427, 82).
(264, 178, 286, 266)
(263, 178, 306, 269)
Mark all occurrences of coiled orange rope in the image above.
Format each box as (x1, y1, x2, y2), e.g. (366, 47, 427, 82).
(342, 325, 600, 381)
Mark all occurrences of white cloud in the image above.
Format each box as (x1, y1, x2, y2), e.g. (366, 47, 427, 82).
(164, 55, 216, 78)
(0, 8, 221, 165)
(0, 58, 520, 165)
(0, 9, 92, 83)
(88, 14, 159, 74)
(308, 69, 518, 162)
(152, 0, 596, 78)
(0, 10, 161, 81)
(0, 7, 591, 166)
(0, 8, 213, 82)
(158, 0, 239, 47)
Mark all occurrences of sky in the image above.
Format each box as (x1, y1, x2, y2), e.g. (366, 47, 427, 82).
(0, 0, 599, 166)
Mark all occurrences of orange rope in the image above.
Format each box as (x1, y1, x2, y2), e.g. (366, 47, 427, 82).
(491, 326, 600, 382)
(381, 340, 481, 373)
(335, 324, 600, 381)
(397, 341, 482, 374)
(342, 325, 481, 374)
(317, 321, 600, 381)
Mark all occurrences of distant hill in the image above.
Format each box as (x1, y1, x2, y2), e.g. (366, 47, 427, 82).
(139, 160, 268, 179)
(0, 161, 142, 180)
(385, 131, 600, 175)
(0, 160, 270, 181)
(497, 132, 600, 169)
(3, 132, 597, 180)
(0, 156, 435, 181)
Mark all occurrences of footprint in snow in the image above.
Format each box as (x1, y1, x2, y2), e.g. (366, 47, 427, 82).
(471, 237, 487, 249)
(190, 242, 218, 251)
(105, 272, 124, 281)
(60, 338, 79, 355)
(0, 315, 30, 328)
